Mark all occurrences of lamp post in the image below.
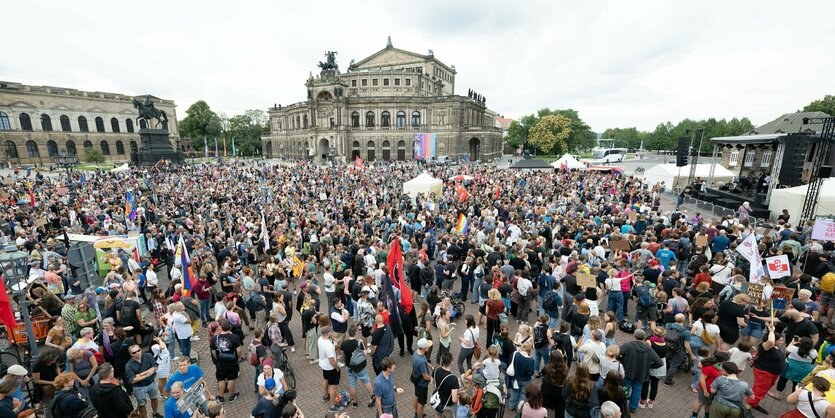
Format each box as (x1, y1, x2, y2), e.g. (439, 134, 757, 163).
(55, 150, 79, 205)
(0, 244, 38, 359)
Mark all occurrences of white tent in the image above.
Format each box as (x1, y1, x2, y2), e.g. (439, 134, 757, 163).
(642, 163, 736, 190)
(769, 179, 835, 222)
(550, 154, 586, 170)
(110, 163, 130, 172)
(403, 172, 443, 201)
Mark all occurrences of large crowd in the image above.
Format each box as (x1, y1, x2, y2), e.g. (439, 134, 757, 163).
(0, 157, 834, 418)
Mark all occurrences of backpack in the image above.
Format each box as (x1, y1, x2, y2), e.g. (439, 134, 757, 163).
(533, 324, 548, 348)
(542, 291, 560, 312)
(420, 266, 434, 286)
(664, 325, 684, 351)
(261, 324, 274, 347)
(214, 335, 237, 362)
(119, 301, 136, 326)
(349, 341, 367, 372)
(635, 284, 654, 307)
(249, 340, 263, 366)
(52, 391, 97, 418)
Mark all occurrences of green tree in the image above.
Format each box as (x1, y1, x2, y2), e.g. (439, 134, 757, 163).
(83, 147, 105, 165)
(528, 114, 573, 154)
(803, 95, 835, 116)
(226, 109, 269, 157)
(179, 101, 222, 150)
(505, 108, 595, 153)
(602, 127, 643, 150)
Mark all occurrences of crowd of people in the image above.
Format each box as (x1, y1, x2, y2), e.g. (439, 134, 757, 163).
(1, 157, 834, 418)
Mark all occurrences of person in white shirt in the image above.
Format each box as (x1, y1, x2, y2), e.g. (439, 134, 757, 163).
(318, 326, 343, 413)
(457, 315, 480, 374)
(516, 274, 534, 323)
(169, 265, 182, 282)
(171, 302, 194, 360)
(323, 270, 336, 307)
(578, 329, 607, 381)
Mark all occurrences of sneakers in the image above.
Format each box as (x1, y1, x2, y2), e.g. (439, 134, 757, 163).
(191, 335, 200, 341)
(647, 401, 654, 409)
(663, 379, 674, 386)
(638, 401, 646, 409)
(216, 396, 225, 403)
(290, 347, 296, 353)
(351, 400, 358, 408)
(322, 394, 330, 403)
(228, 393, 239, 402)
(327, 405, 344, 413)
(690, 384, 698, 393)
(367, 395, 376, 408)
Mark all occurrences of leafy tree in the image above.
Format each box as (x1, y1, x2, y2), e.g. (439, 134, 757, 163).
(602, 127, 643, 150)
(179, 101, 222, 150)
(83, 147, 105, 165)
(226, 109, 269, 157)
(505, 108, 595, 153)
(803, 95, 835, 116)
(528, 114, 573, 154)
(610, 117, 754, 152)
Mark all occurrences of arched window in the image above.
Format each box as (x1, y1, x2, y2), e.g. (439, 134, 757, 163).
(83, 140, 93, 149)
(381, 111, 391, 127)
(351, 112, 360, 128)
(761, 150, 773, 167)
(411, 111, 421, 127)
(126, 119, 134, 133)
(60, 115, 71, 131)
(367, 140, 376, 161)
(78, 116, 89, 132)
(100, 141, 110, 155)
(0, 112, 10, 131)
(365, 111, 375, 127)
(19, 113, 32, 131)
(382, 140, 391, 160)
(66, 140, 77, 155)
(744, 150, 755, 167)
(26, 140, 39, 158)
(130, 141, 138, 154)
(110, 118, 120, 133)
(729, 149, 739, 167)
(115, 141, 125, 155)
(95, 117, 105, 132)
(139, 119, 147, 129)
(303, 115, 308, 129)
(41, 114, 53, 131)
(396, 111, 406, 128)
(47, 140, 59, 157)
(3, 141, 18, 159)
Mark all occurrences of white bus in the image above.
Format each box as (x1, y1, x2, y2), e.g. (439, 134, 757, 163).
(590, 147, 627, 163)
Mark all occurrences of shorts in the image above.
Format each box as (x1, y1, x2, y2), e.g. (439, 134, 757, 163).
(362, 325, 372, 338)
(821, 292, 835, 309)
(347, 368, 370, 387)
(215, 362, 240, 381)
(636, 305, 657, 322)
(415, 383, 429, 405)
(132, 383, 159, 406)
(741, 322, 764, 340)
(332, 332, 345, 347)
(697, 387, 711, 405)
(479, 304, 486, 315)
(323, 368, 341, 386)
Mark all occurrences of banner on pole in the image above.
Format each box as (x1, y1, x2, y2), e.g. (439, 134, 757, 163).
(765, 255, 791, 279)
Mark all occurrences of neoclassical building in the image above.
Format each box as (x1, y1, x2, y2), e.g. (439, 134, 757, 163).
(0, 81, 179, 165)
(262, 40, 503, 162)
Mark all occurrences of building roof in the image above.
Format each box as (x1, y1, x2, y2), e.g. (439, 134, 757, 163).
(350, 39, 455, 74)
(509, 158, 553, 170)
(494, 115, 513, 130)
(749, 111, 830, 135)
(709, 133, 788, 145)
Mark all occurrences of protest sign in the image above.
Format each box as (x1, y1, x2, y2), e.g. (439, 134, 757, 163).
(741, 282, 763, 301)
(812, 217, 835, 241)
(610, 239, 631, 252)
(577, 271, 597, 288)
(765, 255, 791, 279)
(176, 381, 208, 414)
(695, 235, 708, 248)
(770, 286, 796, 311)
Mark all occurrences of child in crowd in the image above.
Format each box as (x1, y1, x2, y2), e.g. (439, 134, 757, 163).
(729, 340, 755, 373)
(690, 347, 711, 393)
(456, 391, 472, 418)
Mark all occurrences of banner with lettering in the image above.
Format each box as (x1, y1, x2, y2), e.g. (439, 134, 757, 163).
(737, 233, 765, 283)
(812, 217, 835, 241)
(765, 255, 791, 279)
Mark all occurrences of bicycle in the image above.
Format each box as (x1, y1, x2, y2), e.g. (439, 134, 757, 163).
(273, 345, 296, 390)
(441, 290, 466, 319)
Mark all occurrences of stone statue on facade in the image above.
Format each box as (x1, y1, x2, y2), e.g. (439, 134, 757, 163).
(133, 97, 168, 129)
(318, 51, 338, 71)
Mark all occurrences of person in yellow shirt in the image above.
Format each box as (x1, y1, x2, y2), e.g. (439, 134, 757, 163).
(820, 272, 835, 322)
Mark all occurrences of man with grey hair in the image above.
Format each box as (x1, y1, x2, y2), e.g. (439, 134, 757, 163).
(600, 400, 622, 418)
(795, 288, 820, 321)
(619, 328, 662, 413)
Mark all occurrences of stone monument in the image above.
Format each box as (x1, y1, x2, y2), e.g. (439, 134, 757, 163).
(132, 97, 182, 166)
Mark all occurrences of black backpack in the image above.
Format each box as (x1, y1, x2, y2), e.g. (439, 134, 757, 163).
(119, 301, 136, 326)
(664, 325, 684, 351)
(542, 291, 559, 312)
(533, 324, 548, 348)
(420, 266, 434, 286)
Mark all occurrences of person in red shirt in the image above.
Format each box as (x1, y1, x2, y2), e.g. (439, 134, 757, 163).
(693, 265, 712, 288)
(691, 351, 729, 418)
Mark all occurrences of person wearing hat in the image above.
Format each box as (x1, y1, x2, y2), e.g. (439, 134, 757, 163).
(411, 337, 434, 418)
(250, 377, 280, 418)
(4, 364, 29, 412)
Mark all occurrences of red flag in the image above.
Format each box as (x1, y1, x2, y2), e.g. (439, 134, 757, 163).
(493, 184, 500, 200)
(456, 185, 469, 202)
(354, 156, 363, 169)
(387, 236, 413, 314)
(0, 276, 17, 329)
(29, 189, 35, 208)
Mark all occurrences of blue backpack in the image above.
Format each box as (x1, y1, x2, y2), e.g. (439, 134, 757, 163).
(635, 284, 654, 307)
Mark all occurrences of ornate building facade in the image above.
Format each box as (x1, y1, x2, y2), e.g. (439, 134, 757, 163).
(262, 40, 503, 162)
(0, 81, 179, 165)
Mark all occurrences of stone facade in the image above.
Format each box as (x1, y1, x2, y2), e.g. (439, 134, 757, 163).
(262, 42, 503, 162)
(0, 81, 179, 165)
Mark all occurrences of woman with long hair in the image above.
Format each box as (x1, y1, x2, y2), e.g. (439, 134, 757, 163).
(640, 327, 668, 409)
(542, 349, 570, 418)
(508, 341, 536, 411)
(564, 363, 599, 418)
(417, 300, 433, 360)
(517, 383, 548, 417)
(484, 288, 505, 348)
(602, 311, 618, 347)
(457, 314, 479, 374)
(784, 376, 831, 418)
(32, 347, 62, 417)
(598, 370, 630, 418)
(771, 336, 818, 400)
(436, 307, 454, 364)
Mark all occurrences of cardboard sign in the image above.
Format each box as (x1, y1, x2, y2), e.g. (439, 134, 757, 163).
(628, 211, 638, 222)
(610, 239, 631, 252)
(765, 255, 791, 279)
(741, 282, 764, 301)
(812, 217, 835, 241)
(577, 271, 597, 288)
(695, 235, 708, 248)
(35, 218, 47, 228)
(770, 286, 796, 306)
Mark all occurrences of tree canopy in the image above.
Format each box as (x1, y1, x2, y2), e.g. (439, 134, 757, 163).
(506, 108, 595, 154)
(803, 95, 835, 117)
(529, 114, 573, 155)
(179, 101, 222, 150)
(179, 101, 268, 156)
(603, 117, 755, 152)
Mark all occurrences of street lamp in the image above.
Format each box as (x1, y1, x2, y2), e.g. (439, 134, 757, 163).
(55, 151, 79, 204)
(0, 244, 38, 358)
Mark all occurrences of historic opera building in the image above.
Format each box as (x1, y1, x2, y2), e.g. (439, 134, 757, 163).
(262, 39, 503, 162)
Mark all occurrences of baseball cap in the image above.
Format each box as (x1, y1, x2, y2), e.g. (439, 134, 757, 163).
(417, 338, 433, 349)
(264, 378, 276, 391)
(361, 286, 372, 294)
(7, 365, 27, 376)
(319, 326, 332, 336)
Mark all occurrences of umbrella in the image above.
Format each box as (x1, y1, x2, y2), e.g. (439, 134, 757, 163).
(448, 175, 474, 181)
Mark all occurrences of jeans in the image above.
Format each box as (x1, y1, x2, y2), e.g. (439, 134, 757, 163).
(457, 346, 474, 374)
(624, 377, 643, 411)
(253, 364, 263, 391)
(471, 277, 483, 304)
(508, 378, 531, 410)
(621, 290, 631, 318)
(665, 350, 687, 381)
(178, 337, 192, 358)
(460, 273, 471, 301)
(548, 313, 558, 329)
(199, 298, 211, 325)
(607, 291, 624, 322)
(534, 346, 550, 372)
(537, 293, 545, 317)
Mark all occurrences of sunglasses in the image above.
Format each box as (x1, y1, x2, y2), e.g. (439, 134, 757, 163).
(130, 350, 141, 355)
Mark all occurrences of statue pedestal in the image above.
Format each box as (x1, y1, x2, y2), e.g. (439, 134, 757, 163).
(137, 128, 182, 166)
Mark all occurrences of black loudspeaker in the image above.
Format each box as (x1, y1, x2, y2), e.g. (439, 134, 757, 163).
(779, 137, 808, 187)
(819, 166, 833, 178)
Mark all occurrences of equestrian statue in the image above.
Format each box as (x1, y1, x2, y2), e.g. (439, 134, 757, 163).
(133, 97, 169, 129)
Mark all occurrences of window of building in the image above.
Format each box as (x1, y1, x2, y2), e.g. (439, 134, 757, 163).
(111, 118, 120, 133)
(83, 140, 93, 148)
(405, 79, 411, 86)
(41, 114, 53, 131)
(351, 112, 360, 128)
(78, 116, 89, 132)
(0, 112, 9, 131)
(366, 111, 375, 127)
(19, 113, 32, 131)
(396, 111, 406, 128)
(729, 149, 739, 166)
(60, 115, 71, 131)
(100, 141, 110, 155)
(4, 141, 18, 159)
(361, 79, 368, 87)
(26, 140, 39, 158)
(303, 115, 308, 129)
(115, 141, 125, 155)
(66, 140, 76, 155)
(761, 150, 773, 167)
(411, 111, 421, 127)
(744, 150, 755, 167)
(126, 119, 134, 133)
(381, 111, 391, 127)
(383, 79, 389, 86)
(351, 80, 357, 87)
(47, 140, 59, 157)
(394, 79, 400, 86)
(95, 117, 105, 132)
(372, 79, 378, 86)
(139, 119, 147, 129)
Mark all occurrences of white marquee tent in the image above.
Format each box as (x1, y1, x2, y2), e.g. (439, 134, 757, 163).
(642, 163, 736, 190)
(769, 179, 835, 222)
(403, 172, 443, 201)
(550, 154, 586, 170)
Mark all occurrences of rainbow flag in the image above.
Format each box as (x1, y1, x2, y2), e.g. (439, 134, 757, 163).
(177, 235, 195, 296)
(125, 192, 136, 221)
(456, 213, 469, 235)
(414, 133, 436, 160)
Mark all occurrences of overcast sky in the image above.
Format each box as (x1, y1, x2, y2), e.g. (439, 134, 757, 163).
(2, 0, 834, 132)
